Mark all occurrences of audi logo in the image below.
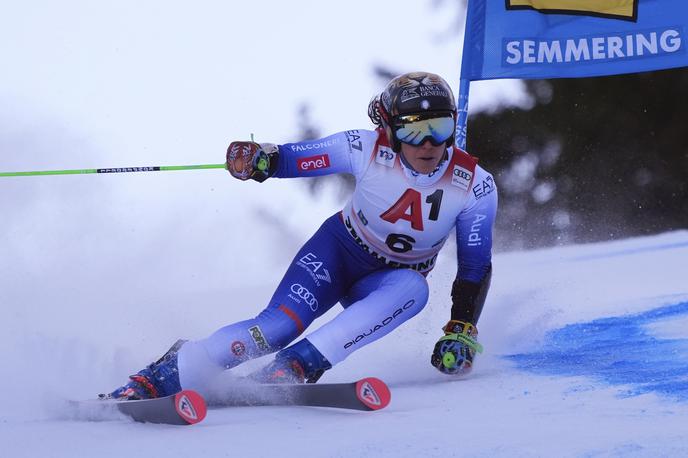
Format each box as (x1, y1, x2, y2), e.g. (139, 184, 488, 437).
(290, 283, 319, 311)
(453, 168, 471, 180)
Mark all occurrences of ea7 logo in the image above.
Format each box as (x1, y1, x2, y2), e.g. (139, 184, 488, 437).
(296, 252, 332, 285)
(506, 0, 639, 21)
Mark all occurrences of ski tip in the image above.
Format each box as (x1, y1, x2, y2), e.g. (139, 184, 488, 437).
(174, 390, 207, 425)
(355, 377, 391, 411)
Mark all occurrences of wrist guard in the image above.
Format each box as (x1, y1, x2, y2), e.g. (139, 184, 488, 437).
(451, 264, 492, 323)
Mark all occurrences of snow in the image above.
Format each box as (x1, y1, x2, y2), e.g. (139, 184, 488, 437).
(1, 200, 687, 456)
(0, 2, 686, 455)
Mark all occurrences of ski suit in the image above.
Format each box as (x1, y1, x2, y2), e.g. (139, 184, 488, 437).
(177, 128, 497, 388)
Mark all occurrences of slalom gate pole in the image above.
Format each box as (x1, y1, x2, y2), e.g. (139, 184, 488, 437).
(0, 163, 226, 178)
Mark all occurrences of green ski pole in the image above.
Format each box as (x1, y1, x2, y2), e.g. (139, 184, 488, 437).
(0, 163, 226, 177)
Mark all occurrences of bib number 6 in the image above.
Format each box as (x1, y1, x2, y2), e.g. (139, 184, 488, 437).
(385, 233, 416, 253)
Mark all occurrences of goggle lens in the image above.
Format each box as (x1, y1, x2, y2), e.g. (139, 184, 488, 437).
(393, 113, 455, 146)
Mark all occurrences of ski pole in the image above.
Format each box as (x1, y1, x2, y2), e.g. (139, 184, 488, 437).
(0, 163, 226, 178)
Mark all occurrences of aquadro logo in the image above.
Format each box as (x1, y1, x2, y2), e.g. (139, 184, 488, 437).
(506, 0, 639, 21)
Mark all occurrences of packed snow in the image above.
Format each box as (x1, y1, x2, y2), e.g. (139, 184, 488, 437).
(1, 170, 686, 456)
(2, 1, 685, 456)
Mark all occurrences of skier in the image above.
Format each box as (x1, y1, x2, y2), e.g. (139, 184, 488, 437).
(106, 71, 497, 400)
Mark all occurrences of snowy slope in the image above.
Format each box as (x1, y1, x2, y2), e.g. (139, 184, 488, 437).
(2, 198, 687, 458)
(3, 2, 684, 456)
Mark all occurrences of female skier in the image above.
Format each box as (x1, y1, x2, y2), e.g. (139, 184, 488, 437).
(107, 71, 497, 399)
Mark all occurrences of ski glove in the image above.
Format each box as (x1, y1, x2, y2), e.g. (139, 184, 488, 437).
(226, 141, 278, 182)
(431, 320, 483, 376)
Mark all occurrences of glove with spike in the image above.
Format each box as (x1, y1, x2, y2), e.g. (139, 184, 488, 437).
(226, 141, 278, 182)
(431, 320, 483, 375)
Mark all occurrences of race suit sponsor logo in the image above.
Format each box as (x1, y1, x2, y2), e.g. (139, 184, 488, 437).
(343, 300, 416, 349)
(468, 213, 487, 247)
(375, 146, 396, 167)
(289, 283, 319, 312)
(248, 325, 270, 352)
(472, 176, 495, 199)
(231, 340, 246, 357)
(345, 130, 363, 152)
(452, 164, 473, 190)
(297, 154, 330, 171)
(296, 252, 332, 287)
(506, 0, 638, 21)
(344, 216, 437, 272)
(290, 138, 339, 152)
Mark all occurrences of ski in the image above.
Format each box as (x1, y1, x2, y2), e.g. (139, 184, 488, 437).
(68, 389, 207, 426)
(68, 377, 389, 426)
(206, 377, 391, 411)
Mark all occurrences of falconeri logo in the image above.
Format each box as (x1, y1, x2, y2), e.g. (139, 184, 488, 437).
(506, 0, 639, 21)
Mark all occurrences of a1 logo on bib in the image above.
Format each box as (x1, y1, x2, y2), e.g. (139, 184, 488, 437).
(451, 164, 473, 190)
(376, 147, 396, 167)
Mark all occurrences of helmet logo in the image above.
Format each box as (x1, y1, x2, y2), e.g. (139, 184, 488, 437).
(418, 85, 450, 98)
(400, 88, 419, 103)
(420, 100, 430, 110)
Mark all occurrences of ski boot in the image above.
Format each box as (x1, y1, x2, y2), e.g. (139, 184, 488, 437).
(252, 339, 332, 384)
(102, 340, 186, 400)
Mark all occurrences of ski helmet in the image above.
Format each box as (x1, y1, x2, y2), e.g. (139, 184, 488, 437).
(368, 72, 457, 152)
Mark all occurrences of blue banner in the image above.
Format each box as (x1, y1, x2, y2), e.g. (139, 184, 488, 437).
(461, 0, 688, 81)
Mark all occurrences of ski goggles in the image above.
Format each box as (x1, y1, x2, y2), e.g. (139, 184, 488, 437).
(391, 112, 456, 146)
